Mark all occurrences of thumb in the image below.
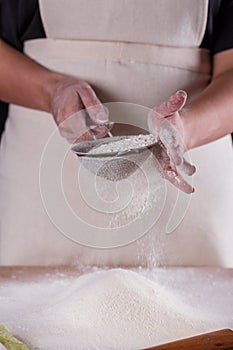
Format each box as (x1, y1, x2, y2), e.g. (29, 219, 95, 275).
(155, 90, 187, 118)
(78, 85, 109, 124)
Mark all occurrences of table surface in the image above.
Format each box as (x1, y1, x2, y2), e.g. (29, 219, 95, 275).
(0, 266, 233, 350)
(1, 265, 233, 280)
(146, 329, 233, 350)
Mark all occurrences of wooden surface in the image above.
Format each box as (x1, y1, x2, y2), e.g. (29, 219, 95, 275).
(0, 266, 81, 282)
(0, 266, 233, 282)
(145, 329, 233, 350)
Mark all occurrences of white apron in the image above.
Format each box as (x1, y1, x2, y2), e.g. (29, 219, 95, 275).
(0, 0, 232, 266)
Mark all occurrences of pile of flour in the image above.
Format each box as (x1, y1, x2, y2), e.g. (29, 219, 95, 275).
(0, 268, 212, 350)
(89, 134, 158, 154)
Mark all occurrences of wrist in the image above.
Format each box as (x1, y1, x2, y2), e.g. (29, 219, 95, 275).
(42, 71, 66, 113)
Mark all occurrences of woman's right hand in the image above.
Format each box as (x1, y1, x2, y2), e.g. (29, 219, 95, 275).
(0, 41, 112, 143)
(50, 75, 113, 143)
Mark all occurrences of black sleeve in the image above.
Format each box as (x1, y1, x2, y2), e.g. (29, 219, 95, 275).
(1, 0, 45, 51)
(213, 0, 233, 54)
(201, 0, 233, 55)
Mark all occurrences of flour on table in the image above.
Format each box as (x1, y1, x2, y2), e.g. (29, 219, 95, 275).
(1, 267, 232, 350)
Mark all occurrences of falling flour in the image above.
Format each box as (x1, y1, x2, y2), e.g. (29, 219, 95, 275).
(91, 152, 165, 230)
(88, 134, 158, 154)
(1, 268, 233, 350)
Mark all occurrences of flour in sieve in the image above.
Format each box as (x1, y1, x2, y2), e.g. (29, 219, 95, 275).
(88, 134, 158, 154)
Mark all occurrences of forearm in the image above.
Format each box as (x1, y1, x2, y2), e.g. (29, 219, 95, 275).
(0, 39, 63, 112)
(181, 68, 233, 150)
(181, 48, 233, 150)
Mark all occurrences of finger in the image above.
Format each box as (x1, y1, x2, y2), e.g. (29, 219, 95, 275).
(60, 114, 114, 144)
(78, 85, 109, 124)
(60, 128, 94, 144)
(73, 124, 113, 144)
(164, 168, 195, 194)
(59, 109, 86, 133)
(178, 157, 196, 176)
(58, 108, 93, 143)
(73, 129, 96, 144)
(71, 110, 113, 139)
(90, 126, 111, 139)
(70, 121, 114, 143)
(52, 88, 85, 126)
(158, 119, 184, 166)
(155, 90, 187, 117)
(59, 120, 94, 143)
(90, 122, 114, 138)
(151, 143, 194, 194)
(103, 121, 114, 131)
(168, 145, 183, 166)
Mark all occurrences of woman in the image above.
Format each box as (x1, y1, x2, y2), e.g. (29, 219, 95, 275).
(0, 0, 232, 266)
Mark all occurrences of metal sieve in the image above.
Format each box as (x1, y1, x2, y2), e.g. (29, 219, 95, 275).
(71, 135, 158, 181)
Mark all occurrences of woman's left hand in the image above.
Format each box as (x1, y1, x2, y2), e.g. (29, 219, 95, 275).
(148, 90, 196, 194)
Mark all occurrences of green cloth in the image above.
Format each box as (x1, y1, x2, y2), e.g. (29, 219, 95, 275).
(0, 325, 30, 350)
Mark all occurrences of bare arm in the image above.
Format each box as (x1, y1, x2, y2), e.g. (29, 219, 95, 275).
(0, 39, 60, 112)
(182, 48, 233, 150)
(0, 39, 110, 142)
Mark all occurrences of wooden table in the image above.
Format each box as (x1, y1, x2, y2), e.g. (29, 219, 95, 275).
(1, 265, 233, 281)
(145, 329, 233, 350)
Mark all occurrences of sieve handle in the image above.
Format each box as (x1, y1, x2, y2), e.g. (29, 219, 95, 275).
(89, 122, 112, 140)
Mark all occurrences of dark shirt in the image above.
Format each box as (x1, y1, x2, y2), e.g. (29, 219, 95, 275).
(0, 0, 233, 136)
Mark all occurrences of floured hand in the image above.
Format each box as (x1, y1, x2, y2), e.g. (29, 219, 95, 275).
(148, 90, 196, 194)
(50, 76, 113, 143)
